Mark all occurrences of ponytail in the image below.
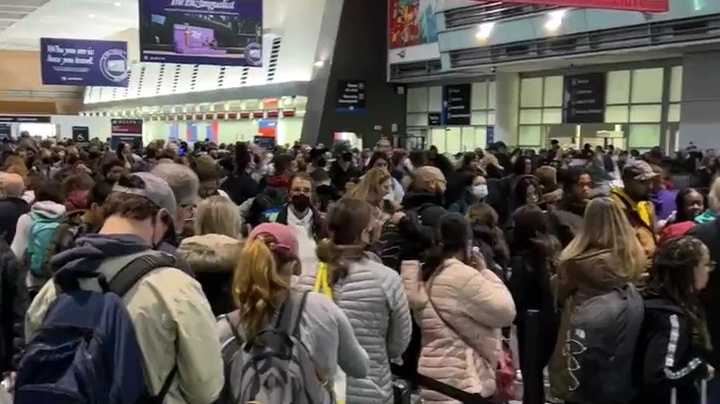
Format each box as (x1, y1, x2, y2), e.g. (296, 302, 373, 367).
(316, 238, 364, 287)
(232, 239, 290, 338)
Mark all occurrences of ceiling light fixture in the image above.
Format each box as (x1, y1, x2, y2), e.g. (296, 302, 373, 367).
(88, 13, 96, 19)
(114, 1, 122, 6)
(475, 22, 495, 41)
(313, 60, 325, 68)
(545, 9, 567, 32)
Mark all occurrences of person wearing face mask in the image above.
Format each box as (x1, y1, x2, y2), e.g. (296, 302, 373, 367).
(330, 149, 361, 193)
(25, 173, 224, 404)
(299, 198, 411, 404)
(449, 173, 488, 215)
(271, 173, 328, 241)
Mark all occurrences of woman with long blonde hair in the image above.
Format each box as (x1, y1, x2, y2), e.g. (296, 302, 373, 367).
(216, 223, 369, 402)
(549, 197, 647, 403)
(344, 167, 393, 210)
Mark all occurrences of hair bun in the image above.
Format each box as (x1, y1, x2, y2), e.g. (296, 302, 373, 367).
(316, 238, 336, 263)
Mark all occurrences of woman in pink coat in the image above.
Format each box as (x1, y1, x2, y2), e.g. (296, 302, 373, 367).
(402, 213, 516, 403)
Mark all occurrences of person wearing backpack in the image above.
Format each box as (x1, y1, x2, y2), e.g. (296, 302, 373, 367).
(10, 179, 66, 295)
(401, 213, 516, 403)
(633, 236, 714, 404)
(23, 173, 224, 404)
(300, 198, 412, 404)
(549, 197, 647, 404)
(216, 222, 369, 404)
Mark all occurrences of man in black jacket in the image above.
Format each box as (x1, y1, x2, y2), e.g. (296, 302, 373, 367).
(0, 173, 29, 245)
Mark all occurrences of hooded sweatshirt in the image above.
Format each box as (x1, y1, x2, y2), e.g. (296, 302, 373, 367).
(25, 234, 224, 404)
(10, 200, 66, 261)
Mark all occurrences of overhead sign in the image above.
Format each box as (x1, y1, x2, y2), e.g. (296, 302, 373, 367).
(72, 126, 90, 143)
(443, 84, 472, 126)
(0, 116, 51, 123)
(41, 38, 128, 87)
(564, 73, 606, 124)
(111, 119, 143, 135)
(336, 80, 367, 113)
(473, 0, 668, 12)
(428, 112, 442, 126)
(139, 0, 263, 66)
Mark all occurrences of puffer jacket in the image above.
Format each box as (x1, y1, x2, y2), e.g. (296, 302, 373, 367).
(401, 259, 516, 403)
(299, 256, 412, 404)
(177, 234, 242, 316)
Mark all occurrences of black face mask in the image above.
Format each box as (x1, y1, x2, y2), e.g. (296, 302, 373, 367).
(290, 194, 311, 212)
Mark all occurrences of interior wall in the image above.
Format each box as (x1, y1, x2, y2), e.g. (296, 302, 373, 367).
(303, 0, 405, 147)
(0, 50, 83, 114)
(144, 117, 304, 146)
(679, 52, 720, 150)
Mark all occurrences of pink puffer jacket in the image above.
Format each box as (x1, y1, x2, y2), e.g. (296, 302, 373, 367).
(401, 259, 516, 404)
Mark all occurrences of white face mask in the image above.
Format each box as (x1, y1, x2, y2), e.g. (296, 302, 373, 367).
(472, 184, 488, 200)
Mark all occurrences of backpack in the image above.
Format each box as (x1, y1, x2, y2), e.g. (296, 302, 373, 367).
(564, 283, 644, 404)
(218, 290, 331, 404)
(15, 251, 180, 404)
(26, 212, 63, 278)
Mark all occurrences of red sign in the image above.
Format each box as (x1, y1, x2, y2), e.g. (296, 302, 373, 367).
(475, 0, 668, 12)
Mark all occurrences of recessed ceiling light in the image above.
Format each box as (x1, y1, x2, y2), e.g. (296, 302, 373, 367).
(545, 9, 567, 32)
(475, 22, 495, 41)
(113, 1, 122, 6)
(88, 14, 96, 19)
(313, 60, 325, 68)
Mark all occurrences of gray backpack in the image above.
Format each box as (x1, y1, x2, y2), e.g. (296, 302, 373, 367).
(218, 291, 332, 404)
(566, 283, 644, 404)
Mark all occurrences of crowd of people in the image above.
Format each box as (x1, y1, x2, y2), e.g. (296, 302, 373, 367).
(0, 132, 718, 404)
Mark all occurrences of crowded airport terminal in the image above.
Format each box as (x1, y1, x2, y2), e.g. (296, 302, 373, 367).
(0, 0, 718, 403)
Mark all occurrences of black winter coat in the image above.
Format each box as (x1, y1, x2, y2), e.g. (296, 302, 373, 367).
(633, 297, 710, 404)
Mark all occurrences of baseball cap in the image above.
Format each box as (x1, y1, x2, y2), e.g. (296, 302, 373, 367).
(248, 223, 299, 258)
(151, 162, 200, 207)
(112, 172, 177, 218)
(623, 160, 659, 181)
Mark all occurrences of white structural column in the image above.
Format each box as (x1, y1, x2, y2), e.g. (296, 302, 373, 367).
(494, 72, 520, 145)
(680, 52, 720, 150)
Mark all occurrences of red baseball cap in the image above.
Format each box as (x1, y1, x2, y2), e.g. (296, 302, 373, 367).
(248, 223, 299, 258)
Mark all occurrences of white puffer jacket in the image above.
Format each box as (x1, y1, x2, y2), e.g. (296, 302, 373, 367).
(299, 256, 412, 404)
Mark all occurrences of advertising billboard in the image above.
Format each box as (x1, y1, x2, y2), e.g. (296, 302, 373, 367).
(41, 38, 128, 87)
(389, 0, 438, 50)
(139, 0, 263, 66)
(473, 0, 668, 12)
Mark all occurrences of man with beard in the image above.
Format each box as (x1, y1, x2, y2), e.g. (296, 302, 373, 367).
(611, 160, 659, 261)
(547, 167, 593, 247)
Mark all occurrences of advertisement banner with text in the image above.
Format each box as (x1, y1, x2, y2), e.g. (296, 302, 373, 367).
(139, 0, 263, 66)
(474, 0, 668, 12)
(41, 38, 128, 87)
